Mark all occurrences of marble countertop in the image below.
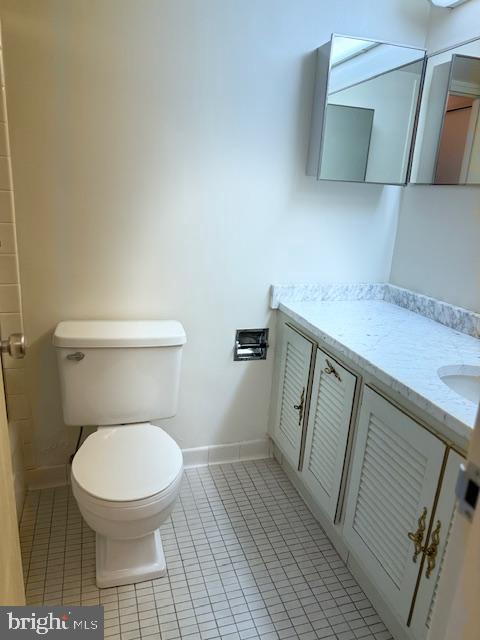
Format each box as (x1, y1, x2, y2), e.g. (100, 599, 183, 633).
(279, 299, 480, 449)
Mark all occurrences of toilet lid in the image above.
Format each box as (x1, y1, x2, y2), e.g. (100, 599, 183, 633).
(72, 423, 183, 502)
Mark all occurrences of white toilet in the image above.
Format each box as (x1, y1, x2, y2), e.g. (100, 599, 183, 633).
(53, 320, 186, 588)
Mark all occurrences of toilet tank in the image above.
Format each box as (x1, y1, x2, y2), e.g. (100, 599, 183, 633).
(53, 320, 186, 426)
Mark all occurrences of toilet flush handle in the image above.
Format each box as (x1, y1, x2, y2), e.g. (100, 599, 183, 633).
(67, 352, 85, 362)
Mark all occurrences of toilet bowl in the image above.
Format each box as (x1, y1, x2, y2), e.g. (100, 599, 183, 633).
(71, 423, 183, 588)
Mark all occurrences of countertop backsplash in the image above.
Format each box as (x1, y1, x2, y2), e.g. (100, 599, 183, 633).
(271, 282, 480, 339)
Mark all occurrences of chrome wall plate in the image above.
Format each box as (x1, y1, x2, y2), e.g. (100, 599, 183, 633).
(234, 329, 269, 361)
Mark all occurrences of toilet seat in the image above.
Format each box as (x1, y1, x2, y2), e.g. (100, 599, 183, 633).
(72, 423, 183, 502)
(71, 464, 183, 523)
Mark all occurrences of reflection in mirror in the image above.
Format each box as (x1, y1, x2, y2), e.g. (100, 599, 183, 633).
(306, 35, 425, 185)
(410, 39, 480, 185)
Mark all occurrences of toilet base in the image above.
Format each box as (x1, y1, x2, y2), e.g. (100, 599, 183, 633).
(96, 529, 166, 588)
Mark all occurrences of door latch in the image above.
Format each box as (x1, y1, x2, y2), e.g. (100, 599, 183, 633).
(0, 333, 26, 359)
(456, 462, 480, 521)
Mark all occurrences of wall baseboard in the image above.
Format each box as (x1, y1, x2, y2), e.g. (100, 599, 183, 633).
(25, 464, 68, 490)
(182, 438, 272, 468)
(25, 438, 273, 490)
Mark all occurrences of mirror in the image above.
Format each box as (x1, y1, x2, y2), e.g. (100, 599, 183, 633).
(307, 35, 425, 185)
(410, 38, 480, 185)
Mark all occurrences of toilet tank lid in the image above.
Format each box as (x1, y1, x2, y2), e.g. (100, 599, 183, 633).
(53, 320, 186, 348)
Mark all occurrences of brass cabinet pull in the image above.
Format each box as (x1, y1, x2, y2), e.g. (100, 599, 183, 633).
(293, 387, 305, 426)
(324, 358, 341, 382)
(423, 520, 441, 579)
(408, 508, 427, 563)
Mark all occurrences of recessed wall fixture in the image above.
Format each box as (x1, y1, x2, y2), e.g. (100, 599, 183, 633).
(429, 0, 470, 8)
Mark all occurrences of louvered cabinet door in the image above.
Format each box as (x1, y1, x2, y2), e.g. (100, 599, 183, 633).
(343, 388, 446, 623)
(409, 449, 464, 640)
(273, 324, 313, 468)
(301, 349, 356, 521)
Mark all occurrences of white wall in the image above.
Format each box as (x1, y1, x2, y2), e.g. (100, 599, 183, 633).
(426, 0, 480, 51)
(390, 0, 480, 312)
(0, 0, 430, 471)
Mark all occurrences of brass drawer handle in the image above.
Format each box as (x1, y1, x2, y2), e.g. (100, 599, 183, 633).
(324, 358, 341, 382)
(423, 520, 441, 579)
(408, 507, 427, 563)
(293, 387, 305, 426)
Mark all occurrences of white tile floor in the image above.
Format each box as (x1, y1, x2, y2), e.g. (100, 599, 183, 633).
(19, 459, 393, 640)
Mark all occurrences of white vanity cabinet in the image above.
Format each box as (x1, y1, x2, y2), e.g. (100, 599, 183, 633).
(301, 349, 356, 521)
(270, 315, 467, 640)
(409, 448, 464, 640)
(343, 386, 451, 628)
(272, 324, 314, 468)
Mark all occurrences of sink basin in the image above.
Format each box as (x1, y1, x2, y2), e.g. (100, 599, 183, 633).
(438, 365, 480, 404)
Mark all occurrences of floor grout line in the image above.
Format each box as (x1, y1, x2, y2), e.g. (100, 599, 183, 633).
(19, 459, 392, 640)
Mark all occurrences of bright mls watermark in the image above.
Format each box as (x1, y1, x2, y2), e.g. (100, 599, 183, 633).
(0, 607, 103, 638)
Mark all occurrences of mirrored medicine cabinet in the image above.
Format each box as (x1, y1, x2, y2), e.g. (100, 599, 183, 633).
(306, 34, 426, 185)
(410, 37, 480, 185)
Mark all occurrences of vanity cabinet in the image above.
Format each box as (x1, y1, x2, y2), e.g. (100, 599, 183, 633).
(272, 324, 357, 509)
(272, 325, 314, 468)
(343, 387, 464, 637)
(270, 316, 466, 640)
(301, 349, 356, 521)
(409, 449, 464, 640)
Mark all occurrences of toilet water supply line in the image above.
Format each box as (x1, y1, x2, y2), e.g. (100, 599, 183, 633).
(70, 426, 84, 464)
